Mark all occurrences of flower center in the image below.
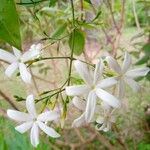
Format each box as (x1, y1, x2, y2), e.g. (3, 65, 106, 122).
(91, 85, 96, 90)
(33, 117, 37, 122)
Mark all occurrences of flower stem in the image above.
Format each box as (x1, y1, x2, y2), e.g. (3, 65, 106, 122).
(67, 0, 75, 86)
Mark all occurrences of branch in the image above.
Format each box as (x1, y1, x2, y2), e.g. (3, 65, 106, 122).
(0, 89, 18, 110)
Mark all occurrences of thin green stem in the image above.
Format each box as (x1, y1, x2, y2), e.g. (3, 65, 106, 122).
(67, 0, 75, 86)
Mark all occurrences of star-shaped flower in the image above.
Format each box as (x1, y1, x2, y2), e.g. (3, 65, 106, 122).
(106, 52, 150, 98)
(0, 44, 41, 83)
(7, 94, 60, 147)
(66, 60, 120, 123)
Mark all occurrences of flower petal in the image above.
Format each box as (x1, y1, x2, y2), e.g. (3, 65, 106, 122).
(124, 77, 140, 92)
(5, 62, 18, 77)
(126, 67, 150, 78)
(122, 52, 132, 73)
(37, 111, 59, 122)
(72, 113, 86, 128)
(72, 97, 86, 110)
(13, 47, 21, 58)
(65, 85, 89, 96)
(118, 78, 125, 98)
(96, 116, 104, 124)
(30, 123, 39, 147)
(96, 89, 120, 108)
(38, 121, 60, 138)
(26, 95, 36, 117)
(0, 49, 16, 63)
(74, 60, 93, 85)
(15, 121, 33, 134)
(7, 109, 32, 122)
(30, 43, 42, 51)
(19, 63, 31, 83)
(97, 77, 117, 89)
(93, 59, 103, 84)
(106, 56, 122, 74)
(21, 49, 40, 63)
(85, 90, 97, 123)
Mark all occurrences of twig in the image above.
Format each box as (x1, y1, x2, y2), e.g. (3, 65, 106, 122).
(0, 89, 18, 110)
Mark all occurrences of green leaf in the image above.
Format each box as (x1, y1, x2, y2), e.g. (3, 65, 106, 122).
(0, 0, 21, 50)
(143, 43, 150, 56)
(135, 55, 149, 65)
(69, 29, 85, 56)
(17, 0, 45, 6)
(51, 23, 67, 39)
(84, 0, 92, 4)
(49, 0, 58, 7)
(92, 10, 102, 21)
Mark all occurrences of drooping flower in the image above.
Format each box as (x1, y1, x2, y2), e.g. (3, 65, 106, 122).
(7, 94, 60, 147)
(66, 60, 120, 123)
(106, 52, 150, 98)
(95, 103, 115, 132)
(0, 44, 41, 83)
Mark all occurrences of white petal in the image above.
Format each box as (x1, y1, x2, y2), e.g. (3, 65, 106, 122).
(101, 102, 111, 110)
(126, 67, 150, 78)
(7, 109, 32, 122)
(38, 121, 60, 138)
(19, 63, 31, 83)
(0, 49, 16, 63)
(96, 116, 104, 124)
(72, 113, 86, 128)
(26, 95, 36, 117)
(5, 62, 18, 77)
(96, 89, 120, 108)
(37, 111, 59, 122)
(103, 127, 110, 132)
(97, 77, 117, 89)
(15, 121, 33, 133)
(124, 77, 140, 92)
(106, 56, 122, 74)
(93, 59, 103, 84)
(85, 90, 97, 122)
(65, 85, 89, 96)
(122, 52, 132, 73)
(74, 60, 93, 85)
(13, 47, 21, 58)
(118, 78, 125, 98)
(21, 49, 40, 62)
(30, 43, 42, 51)
(72, 97, 86, 110)
(30, 123, 39, 147)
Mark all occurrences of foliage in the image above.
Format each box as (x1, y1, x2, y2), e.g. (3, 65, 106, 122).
(0, 0, 21, 50)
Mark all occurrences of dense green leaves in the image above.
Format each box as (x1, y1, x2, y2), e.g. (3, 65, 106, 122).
(69, 29, 85, 56)
(0, 0, 21, 50)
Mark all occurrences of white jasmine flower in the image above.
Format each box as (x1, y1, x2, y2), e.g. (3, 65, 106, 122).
(0, 44, 41, 83)
(66, 60, 120, 123)
(106, 52, 150, 98)
(7, 94, 60, 147)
